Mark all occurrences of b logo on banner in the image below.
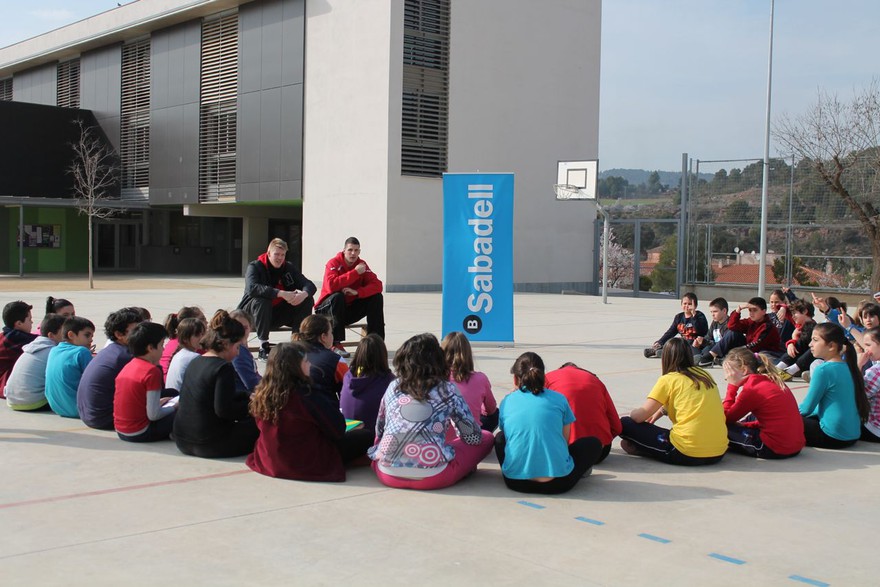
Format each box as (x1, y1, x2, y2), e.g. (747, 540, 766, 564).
(463, 314, 482, 334)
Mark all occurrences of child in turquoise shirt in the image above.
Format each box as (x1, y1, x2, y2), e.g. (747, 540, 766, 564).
(45, 317, 96, 418)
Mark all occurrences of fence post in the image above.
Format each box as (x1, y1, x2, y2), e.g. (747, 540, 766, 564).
(676, 153, 688, 297)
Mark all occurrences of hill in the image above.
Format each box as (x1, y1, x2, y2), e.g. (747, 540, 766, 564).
(599, 168, 712, 186)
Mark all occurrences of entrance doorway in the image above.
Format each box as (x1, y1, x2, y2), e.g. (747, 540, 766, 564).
(96, 222, 141, 270)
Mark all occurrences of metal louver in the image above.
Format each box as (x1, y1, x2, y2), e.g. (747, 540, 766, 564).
(57, 59, 80, 108)
(120, 39, 151, 198)
(199, 12, 238, 202)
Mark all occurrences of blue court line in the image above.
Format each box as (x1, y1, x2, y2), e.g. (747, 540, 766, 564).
(637, 533, 671, 544)
(788, 575, 829, 587)
(575, 516, 605, 526)
(517, 500, 545, 510)
(708, 553, 746, 565)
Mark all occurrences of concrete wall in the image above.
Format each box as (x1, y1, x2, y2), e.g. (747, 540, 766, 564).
(238, 0, 305, 202)
(149, 21, 201, 205)
(301, 0, 393, 282)
(12, 63, 57, 105)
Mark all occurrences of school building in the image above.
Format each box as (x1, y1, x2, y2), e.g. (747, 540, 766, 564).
(0, 0, 601, 292)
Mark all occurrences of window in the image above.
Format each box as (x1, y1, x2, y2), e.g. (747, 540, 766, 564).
(57, 59, 80, 108)
(120, 39, 151, 196)
(199, 12, 238, 202)
(0, 77, 11, 101)
(401, 0, 450, 177)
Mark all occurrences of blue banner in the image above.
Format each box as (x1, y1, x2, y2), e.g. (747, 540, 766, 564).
(442, 173, 514, 343)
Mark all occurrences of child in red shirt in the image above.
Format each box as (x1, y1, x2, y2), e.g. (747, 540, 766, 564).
(114, 322, 177, 442)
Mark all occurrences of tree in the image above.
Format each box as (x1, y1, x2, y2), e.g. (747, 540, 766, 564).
(599, 228, 634, 288)
(649, 234, 678, 292)
(775, 81, 880, 292)
(646, 170, 663, 194)
(69, 120, 121, 289)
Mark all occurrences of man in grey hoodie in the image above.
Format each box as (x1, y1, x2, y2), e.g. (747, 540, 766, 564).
(5, 314, 66, 411)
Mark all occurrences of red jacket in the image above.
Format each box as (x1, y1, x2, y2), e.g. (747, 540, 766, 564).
(544, 366, 622, 446)
(317, 251, 383, 306)
(728, 311, 781, 353)
(723, 374, 805, 456)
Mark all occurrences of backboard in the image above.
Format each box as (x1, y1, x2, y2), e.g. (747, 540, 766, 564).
(556, 160, 598, 200)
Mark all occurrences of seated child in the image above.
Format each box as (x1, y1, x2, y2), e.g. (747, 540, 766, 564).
(77, 308, 144, 429)
(441, 331, 499, 432)
(45, 296, 75, 318)
(165, 318, 207, 392)
(160, 306, 206, 378)
(858, 327, 880, 442)
(774, 299, 817, 380)
(695, 297, 729, 364)
(114, 322, 178, 442)
(247, 342, 374, 481)
(5, 314, 66, 411)
(722, 348, 805, 459)
(767, 288, 796, 345)
(45, 317, 96, 418)
(293, 315, 348, 405)
(0, 300, 38, 398)
(229, 309, 261, 394)
(644, 292, 707, 358)
(799, 323, 868, 449)
(496, 352, 604, 494)
(621, 338, 727, 466)
(340, 334, 395, 431)
(545, 362, 621, 463)
(700, 297, 781, 366)
(368, 333, 494, 490)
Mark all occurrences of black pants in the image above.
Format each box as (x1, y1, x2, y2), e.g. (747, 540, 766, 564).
(239, 296, 314, 341)
(495, 432, 602, 495)
(175, 418, 260, 458)
(480, 410, 499, 432)
(118, 412, 176, 443)
(777, 350, 816, 372)
(726, 422, 799, 459)
(620, 416, 725, 466)
(316, 292, 385, 342)
(337, 428, 375, 463)
(861, 426, 880, 443)
(801, 416, 857, 449)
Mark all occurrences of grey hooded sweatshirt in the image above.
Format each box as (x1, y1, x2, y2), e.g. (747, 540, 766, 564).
(5, 336, 57, 409)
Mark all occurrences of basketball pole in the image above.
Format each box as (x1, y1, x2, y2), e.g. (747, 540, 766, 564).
(598, 201, 609, 304)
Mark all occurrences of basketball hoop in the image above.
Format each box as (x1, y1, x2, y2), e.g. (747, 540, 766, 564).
(553, 183, 583, 201)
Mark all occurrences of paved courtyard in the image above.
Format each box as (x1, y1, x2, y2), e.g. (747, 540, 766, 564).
(1, 274, 876, 586)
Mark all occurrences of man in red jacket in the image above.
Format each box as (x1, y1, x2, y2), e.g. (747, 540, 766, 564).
(315, 237, 385, 356)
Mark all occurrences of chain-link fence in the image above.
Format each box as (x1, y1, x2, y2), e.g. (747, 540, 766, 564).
(684, 156, 872, 293)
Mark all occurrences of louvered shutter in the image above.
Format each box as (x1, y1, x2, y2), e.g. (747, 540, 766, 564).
(57, 59, 80, 108)
(0, 78, 12, 102)
(120, 39, 151, 198)
(199, 12, 238, 202)
(402, 0, 450, 177)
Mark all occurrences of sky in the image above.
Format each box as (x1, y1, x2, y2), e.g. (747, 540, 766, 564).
(2, 1, 880, 173)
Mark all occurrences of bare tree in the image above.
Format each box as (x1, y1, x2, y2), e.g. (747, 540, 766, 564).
(775, 81, 880, 292)
(69, 120, 121, 289)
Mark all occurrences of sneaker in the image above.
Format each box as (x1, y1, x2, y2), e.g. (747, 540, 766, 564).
(698, 356, 714, 368)
(780, 371, 793, 382)
(331, 344, 350, 359)
(581, 466, 593, 479)
(258, 346, 270, 361)
(801, 370, 811, 384)
(643, 347, 656, 358)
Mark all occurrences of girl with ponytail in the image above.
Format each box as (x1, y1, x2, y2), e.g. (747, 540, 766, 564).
(494, 352, 603, 494)
(722, 347, 805, 458)
(799, 323, 869, 448)
(173, 309, 258, 458)
(619, 338, 727, 466)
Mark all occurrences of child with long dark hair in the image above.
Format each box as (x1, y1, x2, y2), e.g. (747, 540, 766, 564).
(799, 322, 869, 448)
(441, 331, 498, 432)
(247, 342, 374, 481)
(369, 333, 494, 490)
(722, 347, 805, 458)
(173, 310, 258, 458)
(159, 306, 206, 377)
(621, 338, 727, 465)
(229, 309, 262, 393)
(860, 327, 880, 442)
(495, 352, 603, 494)
(165, 318, 207, 392)
(293, 314, 348, 405)
(339, 334, 395, 430)
(45, 296, 75, 318)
